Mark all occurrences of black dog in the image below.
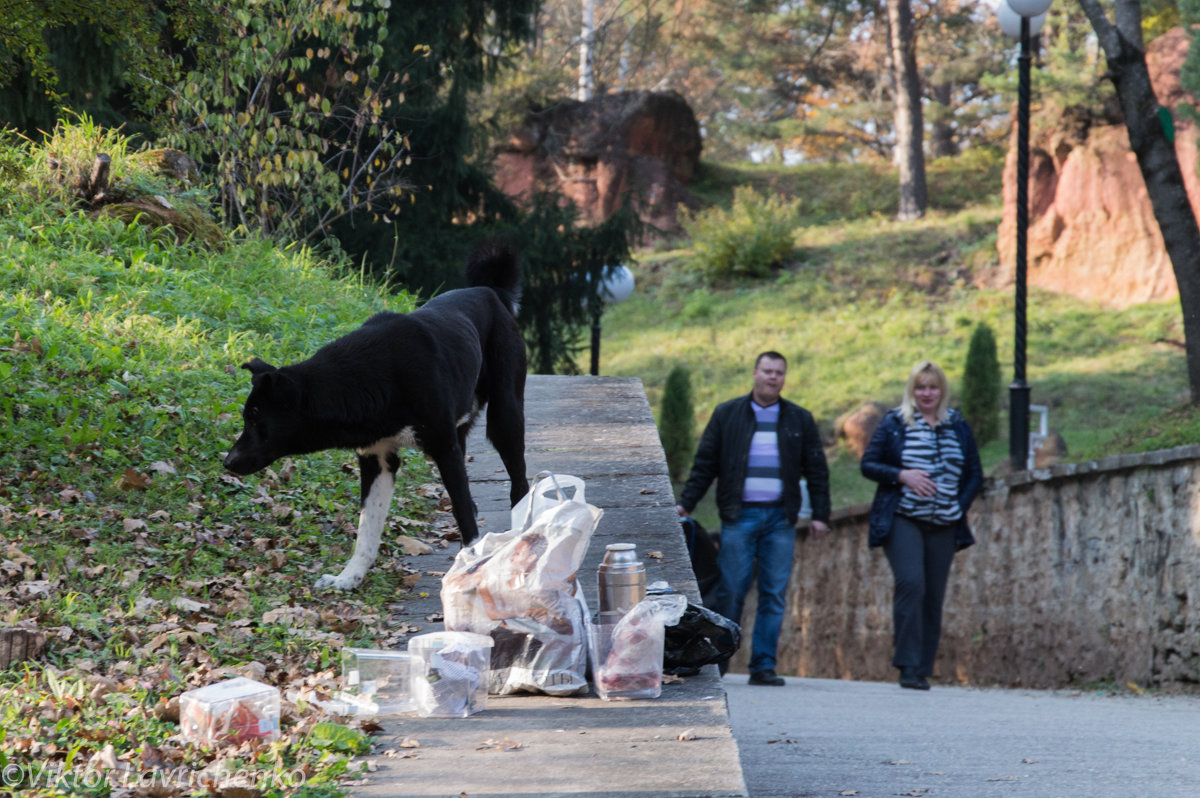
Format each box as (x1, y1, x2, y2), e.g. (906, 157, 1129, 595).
(223, 246, 529, 590)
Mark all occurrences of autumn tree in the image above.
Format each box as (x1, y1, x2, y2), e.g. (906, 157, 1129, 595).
(155, 0, 412, 243)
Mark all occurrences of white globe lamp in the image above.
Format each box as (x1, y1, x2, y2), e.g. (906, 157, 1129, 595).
(997, 2, 1046, 37)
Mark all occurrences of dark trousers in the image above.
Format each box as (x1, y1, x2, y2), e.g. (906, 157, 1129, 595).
(883, 514, 956, 678)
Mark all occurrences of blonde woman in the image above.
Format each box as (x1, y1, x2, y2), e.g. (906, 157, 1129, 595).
(860, 361, 982, 690)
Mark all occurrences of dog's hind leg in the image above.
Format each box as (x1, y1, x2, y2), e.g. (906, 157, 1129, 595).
(486, 388, 528, 508)
(314, 450, 398, 591)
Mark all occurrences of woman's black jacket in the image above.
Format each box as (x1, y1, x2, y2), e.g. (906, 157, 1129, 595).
(860, 408, 983, 550)
(678, 394, 831, 526)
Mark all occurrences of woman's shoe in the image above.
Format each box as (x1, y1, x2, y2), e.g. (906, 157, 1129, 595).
(899, 667, 931, 690)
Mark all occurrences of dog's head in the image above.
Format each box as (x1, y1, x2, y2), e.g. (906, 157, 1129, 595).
(223, 358, 304, 476)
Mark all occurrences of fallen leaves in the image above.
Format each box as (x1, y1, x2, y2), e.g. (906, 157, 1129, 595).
(477, 737, 523, 751)
(117, 467, 151, 491)
(398, 536, 435, 556)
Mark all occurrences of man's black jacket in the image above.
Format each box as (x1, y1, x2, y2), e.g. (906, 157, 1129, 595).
(678, 393, 831, 526)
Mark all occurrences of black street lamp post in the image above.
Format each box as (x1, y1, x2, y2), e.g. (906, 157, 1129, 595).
(998, 0, 1051, 470)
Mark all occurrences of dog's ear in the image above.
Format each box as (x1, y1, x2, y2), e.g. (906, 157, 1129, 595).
(242, 358, 276, 376)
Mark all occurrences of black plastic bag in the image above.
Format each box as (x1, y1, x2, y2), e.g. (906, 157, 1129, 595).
(662, 600, 742, 677)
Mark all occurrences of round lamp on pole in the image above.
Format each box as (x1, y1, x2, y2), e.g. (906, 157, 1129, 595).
(585, 265, 635, 376)
(996, 4, 1045, 37)
(996, 0, 1052, 471)
(1005, 0, 1053, 17)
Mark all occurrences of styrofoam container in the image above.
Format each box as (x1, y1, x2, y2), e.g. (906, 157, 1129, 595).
(180, 677, 280, 745)
(337, 647, 416, 716)
(408, 631, 494, 717)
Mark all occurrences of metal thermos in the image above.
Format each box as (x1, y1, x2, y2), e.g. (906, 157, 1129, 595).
(597, 543, 646, 623)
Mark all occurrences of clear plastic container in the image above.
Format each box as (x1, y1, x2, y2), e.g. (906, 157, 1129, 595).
(588, 620, 664, 700)
(408, 631, 494, 717)
(180, 677, 281, 745)
(337, 648, 416, 716)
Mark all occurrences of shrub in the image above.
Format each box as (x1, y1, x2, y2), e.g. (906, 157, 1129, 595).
(680, 185, 801, 281)
(659, 364, 696, 483)
(961, 322, 1002, 444)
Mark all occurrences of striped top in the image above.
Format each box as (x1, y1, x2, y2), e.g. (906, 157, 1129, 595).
(896, 411, 965, 524)
(742, 401, 783, 504)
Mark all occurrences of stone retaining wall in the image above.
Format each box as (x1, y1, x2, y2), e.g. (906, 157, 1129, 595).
(729, 446, 1200, 687)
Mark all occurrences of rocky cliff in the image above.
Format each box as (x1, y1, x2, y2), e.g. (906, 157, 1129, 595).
(492, 91, 702, 234)
(996, 28, 1198, 308)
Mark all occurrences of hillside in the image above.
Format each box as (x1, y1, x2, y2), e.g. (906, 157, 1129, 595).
(0, 124, 440, 795)
(600, 154, 1198, 521)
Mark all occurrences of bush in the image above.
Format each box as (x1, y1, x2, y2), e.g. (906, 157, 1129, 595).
(659, 364, 696, 483)
(680, 185, 801, 281)
(961, 322, 1002, 444)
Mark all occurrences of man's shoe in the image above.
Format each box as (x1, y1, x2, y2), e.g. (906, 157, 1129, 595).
(748, 669, 786, 686)
(899, 667, 930, 690)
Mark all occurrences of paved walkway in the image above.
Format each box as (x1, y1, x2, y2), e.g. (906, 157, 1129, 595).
(352, 375, 747, 798)
(726, 673, 1200, 798)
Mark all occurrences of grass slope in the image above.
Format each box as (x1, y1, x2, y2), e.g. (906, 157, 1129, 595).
(1, 132, 443, 796)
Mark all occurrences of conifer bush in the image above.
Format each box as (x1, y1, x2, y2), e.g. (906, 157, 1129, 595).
(659, 364, 696, 483)
(962, 322, 1002, 444)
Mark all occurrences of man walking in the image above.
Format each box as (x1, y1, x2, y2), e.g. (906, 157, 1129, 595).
(677, 351, 831, 686)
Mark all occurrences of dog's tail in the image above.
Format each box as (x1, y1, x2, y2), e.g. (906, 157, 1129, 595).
(466, 243, 522, 316)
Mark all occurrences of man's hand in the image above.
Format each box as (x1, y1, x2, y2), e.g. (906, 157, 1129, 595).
(809, 520, 829, 539)
(676, 505, 690, 518)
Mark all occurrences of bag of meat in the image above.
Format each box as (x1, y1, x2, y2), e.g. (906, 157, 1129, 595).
(442, 472, 602, 696)
(588, 593, 688, 700)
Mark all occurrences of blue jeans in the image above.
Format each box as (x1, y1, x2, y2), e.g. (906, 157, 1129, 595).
(712, 506, 796, 673)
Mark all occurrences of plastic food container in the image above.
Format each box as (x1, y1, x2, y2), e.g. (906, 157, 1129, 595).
(587, 619, 664, 700)
(408, 631, 494, 717)
(180, 677, 281, 745)
(337, 648, 416, 716)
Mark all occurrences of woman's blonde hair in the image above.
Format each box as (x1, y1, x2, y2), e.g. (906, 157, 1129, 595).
(900, 361, 950, 426)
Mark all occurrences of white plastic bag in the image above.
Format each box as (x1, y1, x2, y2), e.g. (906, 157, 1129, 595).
(442, 472, 602, 695)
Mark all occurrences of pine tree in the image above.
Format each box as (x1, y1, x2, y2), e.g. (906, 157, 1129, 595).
(962, 323, 1001, 445)
(659, 364, 695, 483)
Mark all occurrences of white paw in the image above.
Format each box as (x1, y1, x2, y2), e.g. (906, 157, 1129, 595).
(314, 572, 360, 591)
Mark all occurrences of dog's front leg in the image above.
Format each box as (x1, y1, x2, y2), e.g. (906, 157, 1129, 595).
(315, 450, 398, 591)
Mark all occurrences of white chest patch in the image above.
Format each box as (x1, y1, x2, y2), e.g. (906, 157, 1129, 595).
(357, 427, 418, 457)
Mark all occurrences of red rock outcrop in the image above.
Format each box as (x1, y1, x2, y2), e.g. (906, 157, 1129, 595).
(492, 91, 702, 233)
(997, 28, 1197, 308)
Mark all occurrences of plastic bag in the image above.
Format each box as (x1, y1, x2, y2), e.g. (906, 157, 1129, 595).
(663, 601, 742, 676)
(589, 593, 688, 700)
(442, 472, 602, 696)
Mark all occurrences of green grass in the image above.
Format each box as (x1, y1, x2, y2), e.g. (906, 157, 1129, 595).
(0, 128, 434, 796)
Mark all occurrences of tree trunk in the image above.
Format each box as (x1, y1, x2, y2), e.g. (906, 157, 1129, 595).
(1078, 0, 1200, 401)
(887, 0, 926, 220)
(929, 81, 957, 158)
(578, 0, 595, 101)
